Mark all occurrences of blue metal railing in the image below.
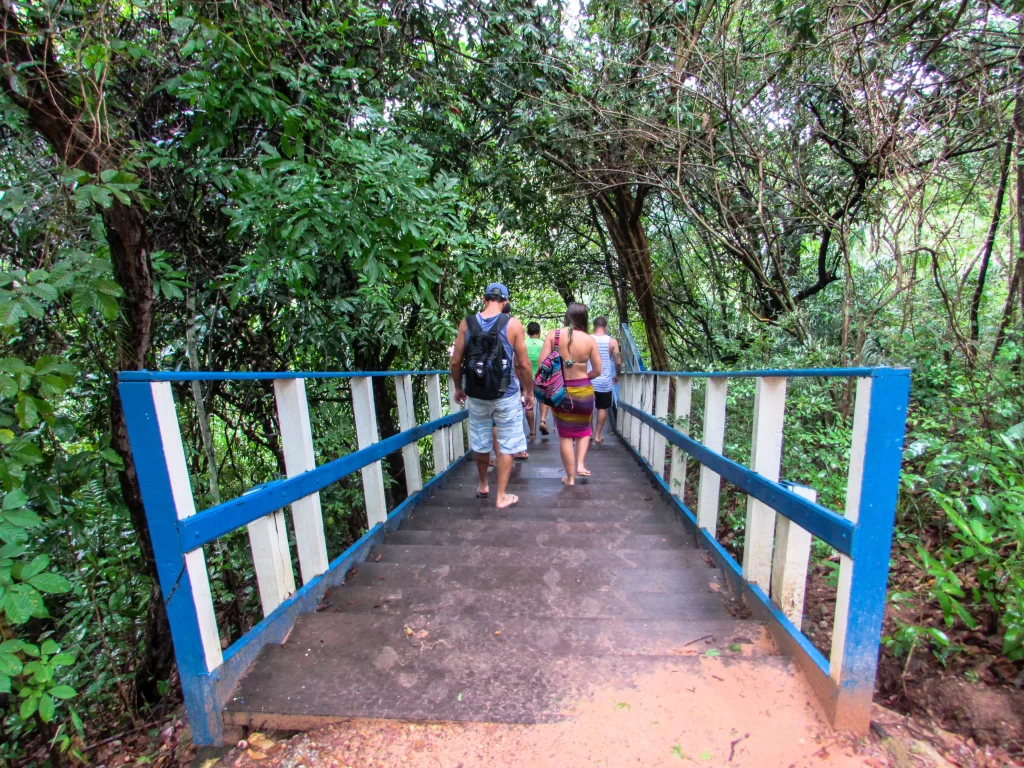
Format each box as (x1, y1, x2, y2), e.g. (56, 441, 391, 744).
(619, 323, 646, 372)
(616, 366, 910, 732)
(118, 370, 468, 745)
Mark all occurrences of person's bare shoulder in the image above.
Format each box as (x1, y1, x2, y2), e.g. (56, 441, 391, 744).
(508, 316, 524, 336)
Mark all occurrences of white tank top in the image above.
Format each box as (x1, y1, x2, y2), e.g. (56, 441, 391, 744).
(590, 335, 615, 392)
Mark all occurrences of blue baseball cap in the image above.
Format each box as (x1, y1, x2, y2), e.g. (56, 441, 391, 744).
(484, 282, 509, 300)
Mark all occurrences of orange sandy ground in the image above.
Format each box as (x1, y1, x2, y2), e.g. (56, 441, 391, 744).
(221, 656, 875, 768)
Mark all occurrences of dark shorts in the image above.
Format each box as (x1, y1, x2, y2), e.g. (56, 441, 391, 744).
(594, 390, 613, 410)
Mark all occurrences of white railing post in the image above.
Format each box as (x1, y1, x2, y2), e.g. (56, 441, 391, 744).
(669, 377, 692, 497)
(619, 374, 632, 438)
(640, 374, 652, 463)
(771, 483, 815, 626)
(629, 374, 643, 452)
(350, 376, 388, 528)
(151, 382, 222, 670)
(274, 378, 329, 585)
(831, 377, 869, 685)
(742, 377, 787, 590)
(395, 375, 423, 495)
(696, 378, 728, 534)
(447, 374, 466, 458)
(426, 373, 450, 471)
(244, 491, 296, 616)
(642, 375, 655, 463)
(652, 376, 670, 478)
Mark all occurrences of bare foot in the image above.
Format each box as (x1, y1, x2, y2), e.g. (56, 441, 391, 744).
(561, 476, 575, 486)
(496, 493, 519, 509)
(577, 467, 591, 476)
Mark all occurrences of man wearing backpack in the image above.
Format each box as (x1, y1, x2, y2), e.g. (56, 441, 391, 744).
(450, 283, 535, 509)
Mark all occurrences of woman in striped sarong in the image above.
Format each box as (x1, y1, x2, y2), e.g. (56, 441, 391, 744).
(538, 303, 602, 485)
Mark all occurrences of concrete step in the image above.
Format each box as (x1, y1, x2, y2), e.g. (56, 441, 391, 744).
(371, 543, 713, 570)
(342, 561, 716, 594)
(406, 506, 681, 524)
(224, 645, 788, 729)
(285, 611, 771, 659)
(421, 490, 666, 508)
(384, 528, 689, 550)
(399, 516, 685, 538)
(320, 584, 735, 621)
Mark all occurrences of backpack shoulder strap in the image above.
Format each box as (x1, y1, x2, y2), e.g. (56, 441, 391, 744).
(466, 314, 481, 334)
(493, 313, 510, 337)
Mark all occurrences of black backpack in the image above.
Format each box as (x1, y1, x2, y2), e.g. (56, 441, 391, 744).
(463, 314, 511, 400)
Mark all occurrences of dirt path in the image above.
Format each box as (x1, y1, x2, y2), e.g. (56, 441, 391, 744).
(212, 656, 874, 767)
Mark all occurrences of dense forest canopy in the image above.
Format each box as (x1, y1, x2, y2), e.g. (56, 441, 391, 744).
(1, 0, 1023, 761)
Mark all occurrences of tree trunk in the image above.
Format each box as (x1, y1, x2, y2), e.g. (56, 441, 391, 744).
(590, 199, 630, 325)
(994, 82, 1024, 363)
(969, 129, 1013, 362)
(595, 186, 670, 370)
(1, 1, 174, 705)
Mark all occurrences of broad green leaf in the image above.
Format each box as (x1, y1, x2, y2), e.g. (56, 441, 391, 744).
(99, 448, 124, 467)
(170, 15, 195, 33)
(40, 639, 59, 656)
(968, 518, 994, 544)
(29, 573, 71, 594)
(15, 396, 38, 429)
(0, 300, 27, 327)
(4, 588, 31, 623)
(49, 684, 76, 700)
(28, 283, 58, 302)
(2, 490, 28, 510)
(38, 693, 55, 723)
(70, 288, 95, 316)
(21, 554, 49, 580)
(32, 356, 60, 376)
(3, 508, 43, 528)
(0, 651, 23, 676)
(20, 694, 37, 720)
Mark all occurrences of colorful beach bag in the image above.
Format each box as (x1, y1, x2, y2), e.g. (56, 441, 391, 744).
(534, 329, 568, 408)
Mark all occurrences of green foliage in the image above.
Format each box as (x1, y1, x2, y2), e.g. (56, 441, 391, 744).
(1, 0, 1023, 759)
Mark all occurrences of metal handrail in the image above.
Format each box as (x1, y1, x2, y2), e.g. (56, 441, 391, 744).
(619, 322, 646, 372)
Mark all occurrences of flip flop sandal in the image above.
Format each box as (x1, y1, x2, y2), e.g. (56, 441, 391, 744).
(476, 490, 490, 498)
(496, 494, 519, 509)
(577, 468, 592, 476)
(539, 425, 549, 435)
(514, 452, 529, 461)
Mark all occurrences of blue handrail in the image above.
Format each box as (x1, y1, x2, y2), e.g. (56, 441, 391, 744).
(619, 403, 854, 553)
(637, 367, 893, 378)
(118, 369, 468, 746)
(619, 323, 647, 372)
(119, 369, 449, 382)
(179, 410, 466, 550)
(617, 366, 910, 732)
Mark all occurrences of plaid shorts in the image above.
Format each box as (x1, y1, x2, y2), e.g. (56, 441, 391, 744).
(467, 395, 528, 455)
